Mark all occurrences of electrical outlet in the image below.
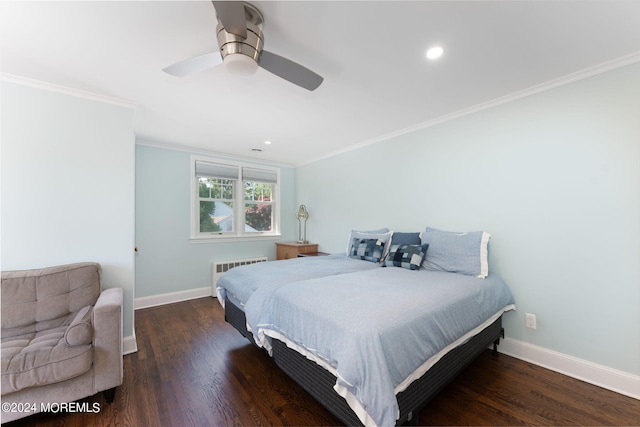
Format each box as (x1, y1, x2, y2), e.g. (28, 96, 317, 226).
(525, 313, 537, 330)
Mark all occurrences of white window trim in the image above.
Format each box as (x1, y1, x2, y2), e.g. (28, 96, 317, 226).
(190, 155, 281, 243)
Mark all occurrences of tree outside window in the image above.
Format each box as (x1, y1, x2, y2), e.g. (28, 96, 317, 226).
(199, 178, 234, 233)
(244, 181, 273, 232)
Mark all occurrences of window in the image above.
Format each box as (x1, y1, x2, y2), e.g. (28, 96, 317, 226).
(191, 157, 280, 241)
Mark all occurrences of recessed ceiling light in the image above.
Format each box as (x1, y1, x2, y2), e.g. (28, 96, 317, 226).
(426, 46, 444, 60)
(264, 140, 272, 145)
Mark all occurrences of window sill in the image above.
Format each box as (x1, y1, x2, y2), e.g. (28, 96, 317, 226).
(190, 234, 282, 244)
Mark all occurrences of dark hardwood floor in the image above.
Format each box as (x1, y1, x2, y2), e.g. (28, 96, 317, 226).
(7, 297, 639, 426)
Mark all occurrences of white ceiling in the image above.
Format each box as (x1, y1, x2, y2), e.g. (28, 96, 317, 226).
(2, 1, 640, 166)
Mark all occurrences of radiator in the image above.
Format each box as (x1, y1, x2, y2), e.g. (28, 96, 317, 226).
(211, 257, 268, 297)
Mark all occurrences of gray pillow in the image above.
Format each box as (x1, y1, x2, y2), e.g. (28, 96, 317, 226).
(422, 227, 490, 278)
(64, 305, 93, 347)
(390, 232, 421, 246)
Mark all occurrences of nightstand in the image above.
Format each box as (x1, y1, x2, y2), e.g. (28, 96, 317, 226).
(276, 242, 319, 260)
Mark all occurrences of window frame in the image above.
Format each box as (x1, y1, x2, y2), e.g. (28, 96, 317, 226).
(190, 155, 281, 243)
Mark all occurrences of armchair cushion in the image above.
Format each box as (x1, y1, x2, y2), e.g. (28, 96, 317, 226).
(1, 263, 100, 339)
(1, 327, 92, 394)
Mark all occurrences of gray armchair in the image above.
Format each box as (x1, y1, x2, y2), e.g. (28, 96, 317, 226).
(1, 262, 123, 423)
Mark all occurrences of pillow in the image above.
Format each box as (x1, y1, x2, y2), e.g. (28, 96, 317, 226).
(64, 305, 93, 347)
(390, 232, 421, 246)
(349, 238, 387, 263)
(345, 228, 389, 255)
(382, 244, 429, 270)
(422, 227, 490, 278)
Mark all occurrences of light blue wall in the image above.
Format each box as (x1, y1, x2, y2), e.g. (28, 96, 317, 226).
(134, 143, 297, 298)
(1, 81, 136, 339)
(296, 63, 640, 375)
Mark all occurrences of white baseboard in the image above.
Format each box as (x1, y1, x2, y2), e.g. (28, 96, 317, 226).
(499, 337, 640, 400)
(134, 286, 212, 310)
(123, 334, 138, 355)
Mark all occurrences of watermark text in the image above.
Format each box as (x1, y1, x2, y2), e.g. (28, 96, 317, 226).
(2, 401, 101, 414)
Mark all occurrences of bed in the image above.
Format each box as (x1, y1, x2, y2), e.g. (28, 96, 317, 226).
(217, 228, 516, 426)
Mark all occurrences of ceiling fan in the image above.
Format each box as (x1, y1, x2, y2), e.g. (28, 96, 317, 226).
(163, 1, 324, 91)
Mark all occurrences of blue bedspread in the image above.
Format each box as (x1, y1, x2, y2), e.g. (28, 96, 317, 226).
(216, 254, 380, 307)
(248, 267, 516, 427)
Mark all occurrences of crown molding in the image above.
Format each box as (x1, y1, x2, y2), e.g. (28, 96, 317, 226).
(135, 137, 296, 169)
(297, 51, 640, 167)
(1, 73, 137, 109)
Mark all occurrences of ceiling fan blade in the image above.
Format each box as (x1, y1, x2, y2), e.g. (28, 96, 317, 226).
(163, 51, 223, 77)
(212, 1, 247, 39)
(259, 50, 323, 91)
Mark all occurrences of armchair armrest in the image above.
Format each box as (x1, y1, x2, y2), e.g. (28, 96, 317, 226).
(91, 287, 123, 394)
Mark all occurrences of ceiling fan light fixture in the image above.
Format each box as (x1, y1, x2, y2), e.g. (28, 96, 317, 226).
(224, 54, 259, 76)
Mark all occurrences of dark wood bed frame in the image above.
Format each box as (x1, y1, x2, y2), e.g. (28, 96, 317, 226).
(224, 296, 504, 426)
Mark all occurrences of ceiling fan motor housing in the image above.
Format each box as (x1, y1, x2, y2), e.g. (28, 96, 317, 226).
(216, 21, 263, 75)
